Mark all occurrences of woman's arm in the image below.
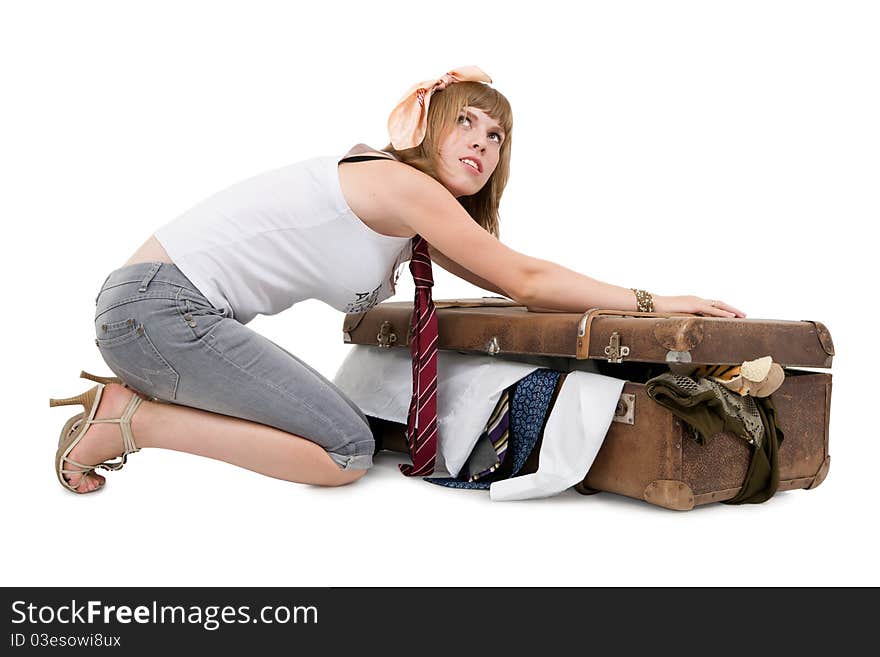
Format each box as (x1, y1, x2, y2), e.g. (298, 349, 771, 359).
(524, 259, 746, 316)
(432, 243, 637, 312)
(382, 165, 636, 310)
(381, 165, 744, 317)
(523, 259, 642, 312)
(427, 245, 511, 298)
(430, 246, 597, 312)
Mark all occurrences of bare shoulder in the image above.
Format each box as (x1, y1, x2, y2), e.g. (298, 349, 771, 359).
(338, 157, 439, 201)
(354, 160, 457, 223)
(338, 156, 535, 304)
(336, 158, 422, 238)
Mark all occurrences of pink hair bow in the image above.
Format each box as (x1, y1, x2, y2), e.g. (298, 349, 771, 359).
(387, 65, 493, 150)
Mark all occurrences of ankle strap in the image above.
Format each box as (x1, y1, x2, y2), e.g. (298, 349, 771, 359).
(119, 394, 142, 454)
(88, 393, 143, 455)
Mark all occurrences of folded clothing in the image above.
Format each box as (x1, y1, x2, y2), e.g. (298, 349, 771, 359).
(333, 345, 542, 476)
(425, 369, 562, 490)
(691, 355, 785, 398)
(646, 372, 785, 504)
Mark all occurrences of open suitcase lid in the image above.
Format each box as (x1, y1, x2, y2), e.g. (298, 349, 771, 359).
(342, 298, 834, 369)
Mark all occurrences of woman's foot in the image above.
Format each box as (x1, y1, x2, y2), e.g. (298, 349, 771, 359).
(63, 384, 142, 492)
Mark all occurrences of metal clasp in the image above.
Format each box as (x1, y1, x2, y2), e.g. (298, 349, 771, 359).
(665, 350, 692, 363)
(612, 393, 635, 425)
(487, 336, 501, 356)
(376, 321, 398, 348)
(604, 331, 630, 363)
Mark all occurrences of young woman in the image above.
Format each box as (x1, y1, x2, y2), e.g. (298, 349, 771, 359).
(50, 66, 745, 494)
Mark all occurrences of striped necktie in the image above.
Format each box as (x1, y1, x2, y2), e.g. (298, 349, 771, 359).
(467, 388, 511, 481)
(400, 235, 439, 476)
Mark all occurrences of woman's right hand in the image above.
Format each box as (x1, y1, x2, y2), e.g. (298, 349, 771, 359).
(653, 295, 746, 318)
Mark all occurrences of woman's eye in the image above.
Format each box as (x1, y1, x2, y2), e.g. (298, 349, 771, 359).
(458, 115, 502, 144)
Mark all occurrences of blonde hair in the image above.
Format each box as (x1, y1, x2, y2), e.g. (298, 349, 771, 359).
(382, 81, 513, 238)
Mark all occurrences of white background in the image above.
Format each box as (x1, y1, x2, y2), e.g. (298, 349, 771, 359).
(2, 0, 877, 586)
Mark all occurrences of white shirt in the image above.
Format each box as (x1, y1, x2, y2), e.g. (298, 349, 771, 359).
(155, 147, 411, 324)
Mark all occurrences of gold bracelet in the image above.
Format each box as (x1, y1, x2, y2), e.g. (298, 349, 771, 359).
(631, 288, 655, 313)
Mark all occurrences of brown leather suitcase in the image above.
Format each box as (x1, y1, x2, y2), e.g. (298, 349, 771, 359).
(343, 299, 834, 510)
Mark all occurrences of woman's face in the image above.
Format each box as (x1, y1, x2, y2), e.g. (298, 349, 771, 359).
(435, 106, 505, 198)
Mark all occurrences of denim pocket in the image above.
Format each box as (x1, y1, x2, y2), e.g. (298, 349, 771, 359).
(176, 292, 226, 341)
(96, 320, 180, 401)
(97, 318, 137, 341)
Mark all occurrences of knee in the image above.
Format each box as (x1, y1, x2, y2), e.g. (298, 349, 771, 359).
(323, 468, 368, 487)
(325, 425, 375, 472)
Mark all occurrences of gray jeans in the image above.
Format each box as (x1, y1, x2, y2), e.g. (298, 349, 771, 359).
(93, 262, 374, 470)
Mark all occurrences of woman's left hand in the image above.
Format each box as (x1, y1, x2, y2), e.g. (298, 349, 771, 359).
(653, 294, 746, 318)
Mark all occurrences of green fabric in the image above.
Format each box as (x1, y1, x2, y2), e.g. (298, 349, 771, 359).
(726, 396, 783, 504)
(646, 376, 785, 505)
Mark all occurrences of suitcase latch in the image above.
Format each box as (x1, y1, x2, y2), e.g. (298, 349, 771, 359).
(665, 350, 692, 363)
(612, 393, 635, 425)
(487, 336, 501, 356)
(376, 321, 398, 348)
(604, 331, 630, 363)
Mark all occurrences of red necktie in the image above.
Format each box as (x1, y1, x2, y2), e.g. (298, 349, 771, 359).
(400, 235, 439, 476)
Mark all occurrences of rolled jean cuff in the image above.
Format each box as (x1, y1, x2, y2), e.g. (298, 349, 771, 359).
(328, 451, 374, 471)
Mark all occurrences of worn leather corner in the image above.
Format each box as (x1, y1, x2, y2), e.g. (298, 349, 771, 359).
(803, 320, 835, 357)
(343, 311, 367, 333)
(643, 479, 695, 511)
(806, 455, 831, 490)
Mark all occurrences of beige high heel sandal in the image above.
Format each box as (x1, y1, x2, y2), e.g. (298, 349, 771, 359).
(54, 371, 130, 450)
(50, 381, 143, 494)
(79, 370, 124, 386)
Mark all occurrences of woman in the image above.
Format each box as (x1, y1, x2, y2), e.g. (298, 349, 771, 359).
(50, 66, 744, 494)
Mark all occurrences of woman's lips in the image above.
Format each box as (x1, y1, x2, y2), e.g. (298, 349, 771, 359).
(460, 159, 481, 175)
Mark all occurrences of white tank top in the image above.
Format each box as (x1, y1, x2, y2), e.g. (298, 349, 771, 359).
(154, 144, 412, 324)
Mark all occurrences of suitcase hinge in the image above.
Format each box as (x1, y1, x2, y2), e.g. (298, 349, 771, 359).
(376, 321, 398, 348)
(604, 331, 630, 363)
